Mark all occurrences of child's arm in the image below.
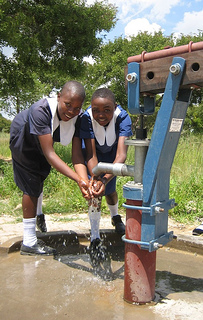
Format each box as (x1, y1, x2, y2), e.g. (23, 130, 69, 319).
(84, 138, 105, 197)
(84, 138, 99, 175)
(113, 135, 128, 164)
(38, 134, 90, 199)
(97, 136, 128, 183)
(91, 136, 129, 197)
(72, 136, 89, 182)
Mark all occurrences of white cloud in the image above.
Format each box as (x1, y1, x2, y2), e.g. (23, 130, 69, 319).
(125, 18, 162, 38)
(145, 0, 181, 22)
(173, 10, 203, 36)
(86, 0, 181, 22)
(86, 0, 203, 38)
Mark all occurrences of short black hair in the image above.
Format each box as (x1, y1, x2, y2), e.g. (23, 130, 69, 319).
(91, 88, 115, 104)
(61, 81, 86, 101)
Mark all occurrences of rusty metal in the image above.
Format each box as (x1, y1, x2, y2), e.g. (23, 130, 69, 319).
(127, 41, 203, 63)
(123, 199, 156, 304)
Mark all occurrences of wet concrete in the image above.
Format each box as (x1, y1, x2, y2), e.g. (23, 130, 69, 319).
(0, 231, 203, 320)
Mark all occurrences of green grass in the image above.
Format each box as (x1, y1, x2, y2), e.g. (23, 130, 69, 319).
(0, 132, 202, 224)
(0, 132, 11, 159)
(170, 133, 203, 222)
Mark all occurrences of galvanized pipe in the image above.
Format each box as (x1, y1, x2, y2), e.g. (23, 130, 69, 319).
(92, 139, 149, 184)
(92, 162, 135, 177)
(125, 139, 149, 183)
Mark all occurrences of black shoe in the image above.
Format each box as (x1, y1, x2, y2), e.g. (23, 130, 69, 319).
(89, 238, 107, 267)
(112, 215, 125, 235)
(192, 224, 203, 236)
(36, 214, 47, 233)
(20, 239, 56, 256)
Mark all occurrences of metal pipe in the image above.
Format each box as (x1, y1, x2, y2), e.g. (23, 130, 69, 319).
(127, 41, 203, 63)
(125, 139, 150, 183)
(92, 162, 135, 177)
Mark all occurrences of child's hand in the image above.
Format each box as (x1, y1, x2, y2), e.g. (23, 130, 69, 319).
(89, 176, 105, 197)
(78, 179, 91, 200)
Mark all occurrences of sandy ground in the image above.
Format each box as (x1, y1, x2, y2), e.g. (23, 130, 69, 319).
(0, 210, 198, 245)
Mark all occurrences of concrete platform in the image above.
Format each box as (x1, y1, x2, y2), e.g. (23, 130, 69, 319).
(0, 230, 203, 320)
(0, 228, 203, 256)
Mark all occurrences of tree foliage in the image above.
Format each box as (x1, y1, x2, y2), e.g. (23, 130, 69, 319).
(81, 31, 203, 133)
(0, 0, 117, 116)
(0, 0, 202, 134)
(0, 0, 116, 76)
(184, 102, 203, 133)
(82, 32, 176, 107)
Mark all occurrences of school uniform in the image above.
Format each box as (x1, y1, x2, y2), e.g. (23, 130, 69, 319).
(80, 105, 132, 195)
(10, 97, 80, 197)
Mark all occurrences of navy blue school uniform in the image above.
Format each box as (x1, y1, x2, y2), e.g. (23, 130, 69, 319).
(10, 96, 80, 197)
(80, 104, 132, 195)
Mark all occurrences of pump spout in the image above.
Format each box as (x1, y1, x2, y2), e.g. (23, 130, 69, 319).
(92, 162, 135, 177)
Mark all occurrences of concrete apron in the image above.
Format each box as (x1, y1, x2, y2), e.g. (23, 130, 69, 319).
(0, 230, 203, 320)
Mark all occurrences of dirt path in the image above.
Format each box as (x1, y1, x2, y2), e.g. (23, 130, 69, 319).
(0, 211, 197, 245)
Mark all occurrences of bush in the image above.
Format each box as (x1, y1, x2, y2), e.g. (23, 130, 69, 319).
(0, 114, 11, 133)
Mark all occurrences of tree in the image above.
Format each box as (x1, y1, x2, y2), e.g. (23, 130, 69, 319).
(81, 31, 203, 133)
(0, 53, 51, 115)
(82, 32, 174, 107)
(0, 0, 117, 75)
(0, 0, 117, 115)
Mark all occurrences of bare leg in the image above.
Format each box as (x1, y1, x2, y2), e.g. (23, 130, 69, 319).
(22, 194, 38, 219)
(105, 191, 118, 206)
(106, 191, 125, 235)
(106, 191, 119, 219)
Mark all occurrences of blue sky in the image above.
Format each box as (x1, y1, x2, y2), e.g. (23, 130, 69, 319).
(87, 0, 203, 40)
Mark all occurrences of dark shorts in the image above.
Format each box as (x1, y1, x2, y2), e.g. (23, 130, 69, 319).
(104, 176, 116, 196)
(12, 160, 46, 197)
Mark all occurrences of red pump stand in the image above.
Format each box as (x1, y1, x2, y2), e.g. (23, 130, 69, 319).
(123, 199, 156, 304)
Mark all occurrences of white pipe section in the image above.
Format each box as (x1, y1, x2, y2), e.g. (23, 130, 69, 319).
(92, 162, 135, 177)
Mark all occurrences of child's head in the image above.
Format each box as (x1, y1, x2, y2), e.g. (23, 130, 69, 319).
(57, 81, 85, 122)
(91, 88, 116, 127)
